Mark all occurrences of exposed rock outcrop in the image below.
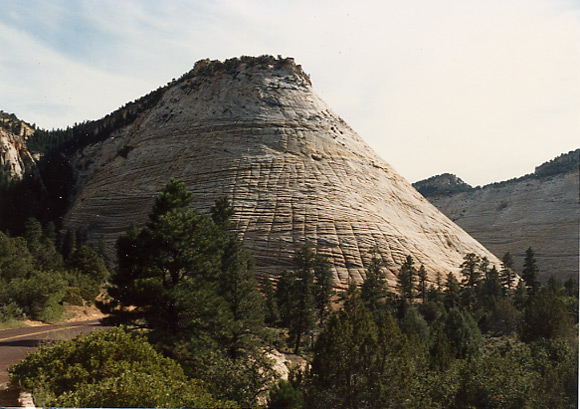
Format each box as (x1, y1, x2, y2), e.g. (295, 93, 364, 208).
(0, 111, 35, 180)
(415, 151, 579, 282)
(62, 56, 499, 288)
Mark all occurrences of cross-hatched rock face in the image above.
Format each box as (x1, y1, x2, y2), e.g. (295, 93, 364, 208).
(64, 57, 499, 288)
(425, 171, 579, 282)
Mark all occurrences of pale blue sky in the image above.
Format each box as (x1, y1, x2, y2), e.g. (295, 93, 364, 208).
(1, 0, 579, 185)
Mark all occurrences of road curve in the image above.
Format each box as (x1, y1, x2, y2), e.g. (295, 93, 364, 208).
(0, 319, 112, 406)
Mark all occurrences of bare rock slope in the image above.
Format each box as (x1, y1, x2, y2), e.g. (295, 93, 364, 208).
(418, 170, 579, 282)
(63, 57, 498, 287)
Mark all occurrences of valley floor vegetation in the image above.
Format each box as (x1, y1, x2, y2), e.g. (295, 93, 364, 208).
(7, 180, 579, 408)
(0, 218, 108, 324)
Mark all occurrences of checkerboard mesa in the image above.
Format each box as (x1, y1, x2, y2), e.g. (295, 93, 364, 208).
(62, 56, 499, 288)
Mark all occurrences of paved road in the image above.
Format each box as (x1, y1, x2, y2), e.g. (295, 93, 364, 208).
(0, 319, 111, 406)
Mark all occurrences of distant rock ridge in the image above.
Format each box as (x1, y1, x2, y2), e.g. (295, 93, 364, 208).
(414, 149, 580, 198)
(413, 173, 472, 197)
(416, 150, 579, 282)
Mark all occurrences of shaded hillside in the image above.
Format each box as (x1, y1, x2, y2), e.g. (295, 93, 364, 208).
(415, 150, 579, 282)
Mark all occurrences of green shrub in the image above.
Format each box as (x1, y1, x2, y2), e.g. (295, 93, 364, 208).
(0, 270, 66, 321)
(53, 372, 237, 408)
(62, 287, 84, 306)
(10, 327, 235, 408)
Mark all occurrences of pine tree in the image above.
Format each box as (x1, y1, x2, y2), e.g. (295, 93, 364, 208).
(482, 265, 502, 307)
(444, 272, 460, 309)
(361, 250, 388, 314)
(210, 196, 236, 229)
(109, 181, 274, 405)
(522, 247, 540, 296)
(275, 270, 293, 328)
(307, 285, 411, 408)
(62, 229, 77, 261)
(286, 245, 316, 354)
(263, 277, 280, 326)
(397, 255, 416, 304)
(500, 252, 516, 290)
(460, 253, 481, 288)
(417, 264, 428, 302)
(313, 253, 334, 325)
(23, 217, 42, 253)
(218, 232, 266, 359)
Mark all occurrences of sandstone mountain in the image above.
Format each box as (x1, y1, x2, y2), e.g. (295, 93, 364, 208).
(414, 149, 579, 282)
(46, 56, 498, 288)
(0, 111, 36, 181)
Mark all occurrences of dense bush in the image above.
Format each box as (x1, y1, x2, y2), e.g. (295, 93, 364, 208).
(0, 220, 108, 323)
(10, 327, 235, 408)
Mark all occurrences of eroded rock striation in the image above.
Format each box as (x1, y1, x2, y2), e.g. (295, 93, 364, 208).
(63, 56, 499, 288)
(415, 151, 579, 282)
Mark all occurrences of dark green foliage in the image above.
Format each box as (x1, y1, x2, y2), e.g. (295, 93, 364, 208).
(481, 265, 503, 307)
(10, 328, 234, 408)
(306, 285, 412, 409)
(268, 379, 304, 409)
(61, 229, 77, 261)
(400, 306, 430, 349)
(0, 223, 108, 322)
(500, 252, 516, 290)
(275, 245, 332, 352)
(1, 270, 66, 322)
(412, 173, 473, 197)
(443, 308, 482, 359)
(416, 264, 428, 302)
(417, 339, 579, 409)
(487, 298, 520, 336)
(285, 246, 317, 354)
(210, 196, 236, 229)
(184, 349, 274, 407)
(108, 181, 273, 405)
(520, 291, 574, 342)
(0, 232, 35, 281)
(361, 250, 388, 314)
(67, 245, 109, 300)
(513, 279, 528, 309)
(522, 247, 541, 296)
(217, 230, 267, 360)
(460, 253, 481, 288)
(534, 148, 580, 178)
(275, 270, 293, 327)
(263, 277, 280, 326)
(397, 255, 416, 304)
(313, 255, 334, 325)
(444, 272, 460, 309)
(0, 231, 65, 321)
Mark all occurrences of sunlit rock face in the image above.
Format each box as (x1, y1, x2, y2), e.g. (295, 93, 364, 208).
(0, 112, 35, 179)
(63, 57, 499, 288)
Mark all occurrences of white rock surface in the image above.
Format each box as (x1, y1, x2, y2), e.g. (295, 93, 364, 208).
(64, 58, 499, 288)
(0, 127, 34, 179)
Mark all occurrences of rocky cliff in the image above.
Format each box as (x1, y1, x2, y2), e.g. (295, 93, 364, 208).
(0, 111, 36, 180)
(414, 151, 579, 282)
(61, 56, 499, 288)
